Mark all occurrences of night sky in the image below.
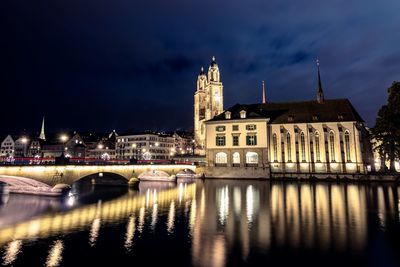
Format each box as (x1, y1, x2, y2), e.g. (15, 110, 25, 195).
(1, 0, 399, 135)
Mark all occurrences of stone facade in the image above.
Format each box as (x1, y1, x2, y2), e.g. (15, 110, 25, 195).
(194, 56, 223, 154)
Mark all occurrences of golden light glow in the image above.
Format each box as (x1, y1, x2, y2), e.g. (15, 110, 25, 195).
(45, 240, 64, 267)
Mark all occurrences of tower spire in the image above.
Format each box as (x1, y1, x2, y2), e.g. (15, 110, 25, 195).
(39, 116, 46, 141)
(316, 59, 325, 103)
(262, 80, 266, 104)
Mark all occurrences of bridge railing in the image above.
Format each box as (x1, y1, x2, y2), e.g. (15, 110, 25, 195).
(0, 157, 197, 166)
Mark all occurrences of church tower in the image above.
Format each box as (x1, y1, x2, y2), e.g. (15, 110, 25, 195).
(39, 116, 46, 141)
(194, 56, 224, 154)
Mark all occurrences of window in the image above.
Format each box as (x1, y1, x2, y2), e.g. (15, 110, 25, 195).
(216, 136, 226, 146)
(215, 152, 227, 164)
(240, 110, 246, 119)
(216, 126, 226, 132)
(246, 152, 258, 165)
(329, 131, 335, 162)
(286, 133, 292, 161)
(246, 135, 257, 146)
(300, 132, 306, 161)
(232, 125, 239, 131)
(315, 132, 321, 162)
(273, 134, 278, 161)
(225, 111, 231, 119)
(246, 124, 257, 131)
(288, 116, 294, 122)
(345, 131, 351, 161)
(233, 136, 239, 146)
(232, 152, 240, 165)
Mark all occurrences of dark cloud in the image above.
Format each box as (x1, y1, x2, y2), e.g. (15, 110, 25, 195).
(1, 0, 399, 134)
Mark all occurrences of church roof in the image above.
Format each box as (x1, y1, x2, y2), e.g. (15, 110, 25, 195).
(207, 99, 364, 124)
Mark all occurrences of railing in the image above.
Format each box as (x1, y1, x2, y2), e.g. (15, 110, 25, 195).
(0, 157, 196, 166)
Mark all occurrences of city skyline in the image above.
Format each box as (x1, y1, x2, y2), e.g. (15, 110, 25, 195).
(1, 0, 399, 134)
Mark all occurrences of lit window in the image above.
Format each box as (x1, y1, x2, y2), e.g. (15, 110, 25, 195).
(273, 134, 278, 161)
(315, 132, 321, 162)
(215, 152, 227, 164)
(246, 152, 258, 164)
(225, 111, 231, 119)
(232, 152, 240, 165)
(345, 131, 351, 162)
(329, 131, 335, 162)
(240, 110, 246, 119)
(300, 132, 306, 161)
(286, 133, 292, 161)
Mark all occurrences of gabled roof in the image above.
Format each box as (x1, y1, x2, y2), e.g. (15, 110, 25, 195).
(207, 98, 364, 124)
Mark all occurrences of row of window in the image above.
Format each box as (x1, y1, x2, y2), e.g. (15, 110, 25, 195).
(272, 131, 352, 163)
(216, 135, 257, 146)
(216, 124, 256, 132)
(215, 152, 259, 165)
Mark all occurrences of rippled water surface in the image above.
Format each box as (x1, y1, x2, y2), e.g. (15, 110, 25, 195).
(0, 180, 400, 267)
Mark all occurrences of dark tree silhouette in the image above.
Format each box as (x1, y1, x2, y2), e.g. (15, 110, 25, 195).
(372, 82, 400, 172)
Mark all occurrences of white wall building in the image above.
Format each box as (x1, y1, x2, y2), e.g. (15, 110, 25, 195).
(116, 133, 175, 160)
(0, 135, 15, 158)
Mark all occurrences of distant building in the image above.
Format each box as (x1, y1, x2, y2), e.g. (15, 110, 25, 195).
(14, 137, 29, 157)
(204, 62, 374, 176)
(194, 56, 224, 154)
(0, 135, 15, 158)
(116, 132, 175, 160)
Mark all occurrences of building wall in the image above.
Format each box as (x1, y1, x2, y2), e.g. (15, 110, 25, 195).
(116, 134, 175, 160)
(0, 135, 15, 158)
(205, 118, 371, 174)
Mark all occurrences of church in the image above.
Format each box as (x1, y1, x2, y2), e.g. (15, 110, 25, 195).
(194, 58, 374, 178)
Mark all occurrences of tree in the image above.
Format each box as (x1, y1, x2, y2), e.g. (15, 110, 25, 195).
(371, 81, 400, 172)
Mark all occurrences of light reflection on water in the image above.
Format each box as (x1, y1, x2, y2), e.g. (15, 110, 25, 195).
(0, 180, 399, 266)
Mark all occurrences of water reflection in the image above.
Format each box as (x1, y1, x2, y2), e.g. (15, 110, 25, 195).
(2, 240, 22, 266)
(0, 180, 399, 266)
(45, 240, 64, 267)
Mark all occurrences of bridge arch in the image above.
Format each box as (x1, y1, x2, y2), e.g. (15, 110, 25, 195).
(73, 172, 129, 186)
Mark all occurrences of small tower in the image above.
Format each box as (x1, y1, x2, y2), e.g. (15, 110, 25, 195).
(39, 116, 46, 141)
(262, 80, 266, 104)
(316, 59, 325, 104)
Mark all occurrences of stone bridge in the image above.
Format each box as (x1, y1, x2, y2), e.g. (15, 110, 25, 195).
(0, 164, 198, 186)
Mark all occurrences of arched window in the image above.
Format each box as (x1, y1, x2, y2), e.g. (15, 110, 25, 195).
(300, 132, 306, 161)
(232, 152, 240, 165)
(286, 133, 292, 162)
(329, 131, 335, 162)
(215, 152, 227, 164)
(246, 152, 258, 165)
(272, 134, 278, 162)
(315, 132, 321, 162)
(345, 131, 351, 162)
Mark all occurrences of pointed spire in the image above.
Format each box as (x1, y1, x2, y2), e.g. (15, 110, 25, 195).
(39, 116, 46, 141)
(316, 59, 325, 104)
(199, 66, 205, 75)
(262, 80, 266, 104)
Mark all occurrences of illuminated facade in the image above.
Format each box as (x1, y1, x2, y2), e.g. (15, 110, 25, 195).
(204, 63, 373, 176)
(116, 132, 175, 160)
(194, 56, 224, 154)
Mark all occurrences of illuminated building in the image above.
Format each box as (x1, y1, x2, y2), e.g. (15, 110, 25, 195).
(204, 61, 374, 177)
(194, 56, 224, 155)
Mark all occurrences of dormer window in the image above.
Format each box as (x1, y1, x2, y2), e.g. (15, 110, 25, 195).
(288, 115, 294, 122)
(225, 111, 231, 119)
(312, 115, 319, 121)
(240, 110, 246, 119)
(338, 114, 344, 120)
